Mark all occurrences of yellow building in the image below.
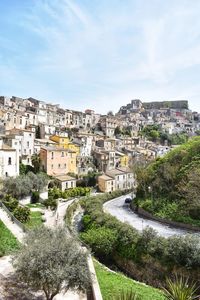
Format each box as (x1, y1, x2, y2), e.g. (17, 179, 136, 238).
(120, 154, 129, 167)
(49, 135, 80, 154)
(67, 142, 80, 155)
(49, 135, 70, 147)
(116, 151, 129, 167)
(98, 174, 115, 193)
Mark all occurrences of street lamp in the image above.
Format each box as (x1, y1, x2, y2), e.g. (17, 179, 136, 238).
(148, 186, 153, 208)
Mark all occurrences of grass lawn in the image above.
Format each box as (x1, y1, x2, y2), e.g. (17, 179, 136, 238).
(94, 260, 165, 300)
(0, 220, 20, 256)
(25, 211, 43, 229)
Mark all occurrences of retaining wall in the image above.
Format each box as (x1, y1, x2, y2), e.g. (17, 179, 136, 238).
(131, 203, 200, 232)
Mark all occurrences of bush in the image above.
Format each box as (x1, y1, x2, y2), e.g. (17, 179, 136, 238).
(31, 191, 40, 204)
(13, 206, 30, 223)
(2, 195, 18, 212)
(80, 226, 118, 259)
(48, 186, 91, 200)
(43, 197, 57, 210)
(48, 187, 62, 199)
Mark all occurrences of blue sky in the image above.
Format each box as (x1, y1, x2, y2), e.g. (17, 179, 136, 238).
(0, 0, 200, 113)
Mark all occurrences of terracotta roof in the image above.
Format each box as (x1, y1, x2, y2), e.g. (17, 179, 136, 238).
(0, 144, 15, 151)
(117, 167, 132, 173)
(41, 146, 75, 153)
(98, 174, 113, 181)
(106, 169, 125, 177)
(54, 175, 76, 181)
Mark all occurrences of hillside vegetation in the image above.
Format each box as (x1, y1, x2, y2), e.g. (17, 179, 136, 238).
(80, 192, 200, 288)
(94, 260, 164, 300)
(135, 136, 200, 226)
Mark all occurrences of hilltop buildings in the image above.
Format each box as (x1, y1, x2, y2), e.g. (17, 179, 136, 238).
(0, 96, 199, 191)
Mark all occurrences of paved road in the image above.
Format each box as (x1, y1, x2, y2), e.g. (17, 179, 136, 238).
(103, 195, 191, 237)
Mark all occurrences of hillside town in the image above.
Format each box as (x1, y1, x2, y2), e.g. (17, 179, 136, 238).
(0, 96, 200, 192)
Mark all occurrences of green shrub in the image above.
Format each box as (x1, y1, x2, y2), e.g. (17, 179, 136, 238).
(13, 206, 30, 223)
(2, 195, 18, 212)
(43, 197, 57, 210)
(48, 187, 62, 199)
(31, 191, 40, 204)
(81, 226, 118, 259)
(48, 186, 91, 200)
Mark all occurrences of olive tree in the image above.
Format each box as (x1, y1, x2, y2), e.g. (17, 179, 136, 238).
(12, 226, 91, 300)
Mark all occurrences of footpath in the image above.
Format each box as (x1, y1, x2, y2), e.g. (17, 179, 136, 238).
(0, 207, 24, 243)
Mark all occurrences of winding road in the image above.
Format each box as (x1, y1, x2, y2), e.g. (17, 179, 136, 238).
(103, 194, 195, 238)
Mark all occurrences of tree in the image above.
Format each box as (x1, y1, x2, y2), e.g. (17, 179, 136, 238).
(12, 227, 91, 300)
(107, 110, 114, 116)
(3, 172, 48, 199)
(114, 126, 121, 136)
(178, 167, 200, 215)
(35, 125, 41, 139)
(31, 154, 41, 173)
(163, 275, 198, 300)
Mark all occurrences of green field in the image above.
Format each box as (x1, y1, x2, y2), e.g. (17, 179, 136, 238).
(25, 211, 43, 229)
(94, 260, 165, 300)
(0, 220, 20, 256)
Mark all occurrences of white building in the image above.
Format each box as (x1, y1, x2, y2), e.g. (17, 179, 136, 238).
(0, 139, 19, 178)
(4, 129, 35, 165)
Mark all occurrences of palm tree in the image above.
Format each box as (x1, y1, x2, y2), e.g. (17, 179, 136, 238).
(111, 289, 140, 300)
(163, 275, 199, 300)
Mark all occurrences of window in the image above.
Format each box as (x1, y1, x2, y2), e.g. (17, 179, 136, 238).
(5, 172, 8, 177)
(58, 164, 61, 168)
(29, 149, 31, 154)
(61, 152, 64, 157)
(8, 157, 11, 165)
(66, 182, 68, 189)
(29, 133, 32, 137)
(51, 164, 53, 169)
(27, 141, 29, 147)
(27, 158, 30, 163)
(64, 163, 66, 168)
(51, 152, 54, 159)
(20, 118, 22, 125)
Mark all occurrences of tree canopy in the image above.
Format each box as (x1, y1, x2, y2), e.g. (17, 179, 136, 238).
(135, 136, 200, 226)
(3, 172, 48, 199)
(12, 226, 91, 300)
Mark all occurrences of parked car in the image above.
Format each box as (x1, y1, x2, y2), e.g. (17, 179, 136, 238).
(124, 197, 132, 204)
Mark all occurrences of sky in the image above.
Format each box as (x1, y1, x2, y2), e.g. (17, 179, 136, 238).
(0, 0, 200, 113)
